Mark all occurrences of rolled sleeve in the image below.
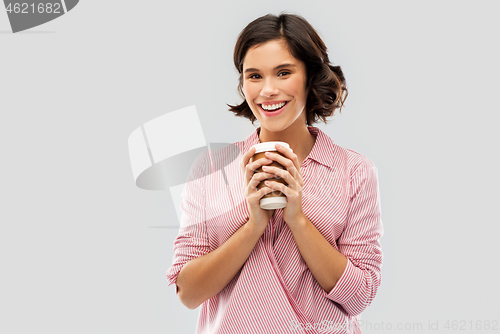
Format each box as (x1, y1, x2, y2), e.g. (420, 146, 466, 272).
(165, 152, 211, 292)
(324, 156, 384, 316)
(322, 258, 364, 305)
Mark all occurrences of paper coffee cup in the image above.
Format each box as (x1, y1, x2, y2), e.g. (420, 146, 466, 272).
(250, 141, 292, 210)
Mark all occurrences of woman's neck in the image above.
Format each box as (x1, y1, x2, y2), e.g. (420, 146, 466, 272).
(258, 124, 316, 165)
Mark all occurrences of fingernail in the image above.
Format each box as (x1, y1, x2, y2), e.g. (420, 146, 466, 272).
(276, 144, 281, 149)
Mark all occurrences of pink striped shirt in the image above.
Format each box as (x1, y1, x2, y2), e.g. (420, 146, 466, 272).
(166, 126, 383, 334)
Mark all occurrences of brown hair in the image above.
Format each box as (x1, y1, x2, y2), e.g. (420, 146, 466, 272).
(227, 12, 348, 126)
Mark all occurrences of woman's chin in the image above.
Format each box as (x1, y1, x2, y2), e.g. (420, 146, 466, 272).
(259, 123, 291, 134)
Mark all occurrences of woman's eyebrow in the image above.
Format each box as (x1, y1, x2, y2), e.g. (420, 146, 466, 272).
(244, 63, 296, 73)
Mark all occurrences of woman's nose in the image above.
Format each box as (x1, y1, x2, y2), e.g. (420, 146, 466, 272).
(260, 79, 279, 97)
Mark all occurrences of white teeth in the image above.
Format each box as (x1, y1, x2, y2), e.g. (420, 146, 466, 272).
(261, 102, 286, 111)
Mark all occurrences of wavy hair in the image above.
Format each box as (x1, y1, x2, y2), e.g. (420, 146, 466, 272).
(227, 12, 348, 126)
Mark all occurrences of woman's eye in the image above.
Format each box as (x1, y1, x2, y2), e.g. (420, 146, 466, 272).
(248, 72, 289, 79)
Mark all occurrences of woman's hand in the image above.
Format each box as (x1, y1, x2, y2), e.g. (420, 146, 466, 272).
(260, 144, 305, 227)
(240, 146, 276, 233)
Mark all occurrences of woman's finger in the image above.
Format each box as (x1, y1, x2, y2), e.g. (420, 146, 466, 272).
(246, 185, 275, 206)
(240, 146, 255, 175)
(264, 148, 303, 186)
(264, 151, 297, 172)
(249, 171, 278, 189)
(261, 156, 301, 186)
(245, 157, 272, 185)
(264, 180, 290, 197)
(275, 144, 300, 170)
(261, 165, 297, 188)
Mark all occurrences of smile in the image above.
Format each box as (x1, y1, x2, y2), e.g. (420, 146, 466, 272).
(258, 101, 289, 117)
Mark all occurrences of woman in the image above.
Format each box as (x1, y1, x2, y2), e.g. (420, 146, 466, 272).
(166, 12, 383, 334)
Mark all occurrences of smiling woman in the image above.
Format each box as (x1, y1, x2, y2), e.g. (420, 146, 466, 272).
(241, 39, 309, 143)
(228, 13, 348, 127)
(166, 12, 383, 334)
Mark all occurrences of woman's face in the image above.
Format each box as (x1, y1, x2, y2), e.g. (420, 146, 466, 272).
(242, 39, 308, 133)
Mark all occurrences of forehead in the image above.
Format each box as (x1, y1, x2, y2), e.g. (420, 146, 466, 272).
(243, 39, 302, 70)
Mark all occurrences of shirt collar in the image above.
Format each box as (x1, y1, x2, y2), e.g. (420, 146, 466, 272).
(242, 126, 337, 169)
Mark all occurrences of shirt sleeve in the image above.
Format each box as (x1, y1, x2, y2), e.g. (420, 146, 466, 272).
(322, 156, 384, 316)
(165, 151, 211, 293)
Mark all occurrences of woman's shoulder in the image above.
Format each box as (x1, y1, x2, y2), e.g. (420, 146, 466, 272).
(186, 129, 257, 179)
(205, 142, 243, 169)
(342, 146, 375, 170)
(312, 127, 374, 172)
(207, 128, 257, 156)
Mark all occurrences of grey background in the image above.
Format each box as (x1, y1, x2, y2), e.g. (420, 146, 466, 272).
(1, 1, 499, 333)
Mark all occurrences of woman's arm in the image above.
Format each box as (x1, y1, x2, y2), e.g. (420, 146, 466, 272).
(268, 152, 383, 317)
(170, 146, 276, 309)
(176, 220, 265, 310)
(286, 216, 348, 293)
(316, 157, 383, 316)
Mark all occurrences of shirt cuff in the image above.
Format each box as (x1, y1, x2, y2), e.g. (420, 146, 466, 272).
(165, 264, 183, 292)
(323, 258, 364, 305)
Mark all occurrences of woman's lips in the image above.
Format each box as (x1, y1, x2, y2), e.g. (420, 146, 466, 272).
(258, 101, 288, 117)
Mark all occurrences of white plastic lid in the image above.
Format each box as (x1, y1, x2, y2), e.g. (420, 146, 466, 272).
(252, 141, 292, 154)
(260, 196, 287, 210)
